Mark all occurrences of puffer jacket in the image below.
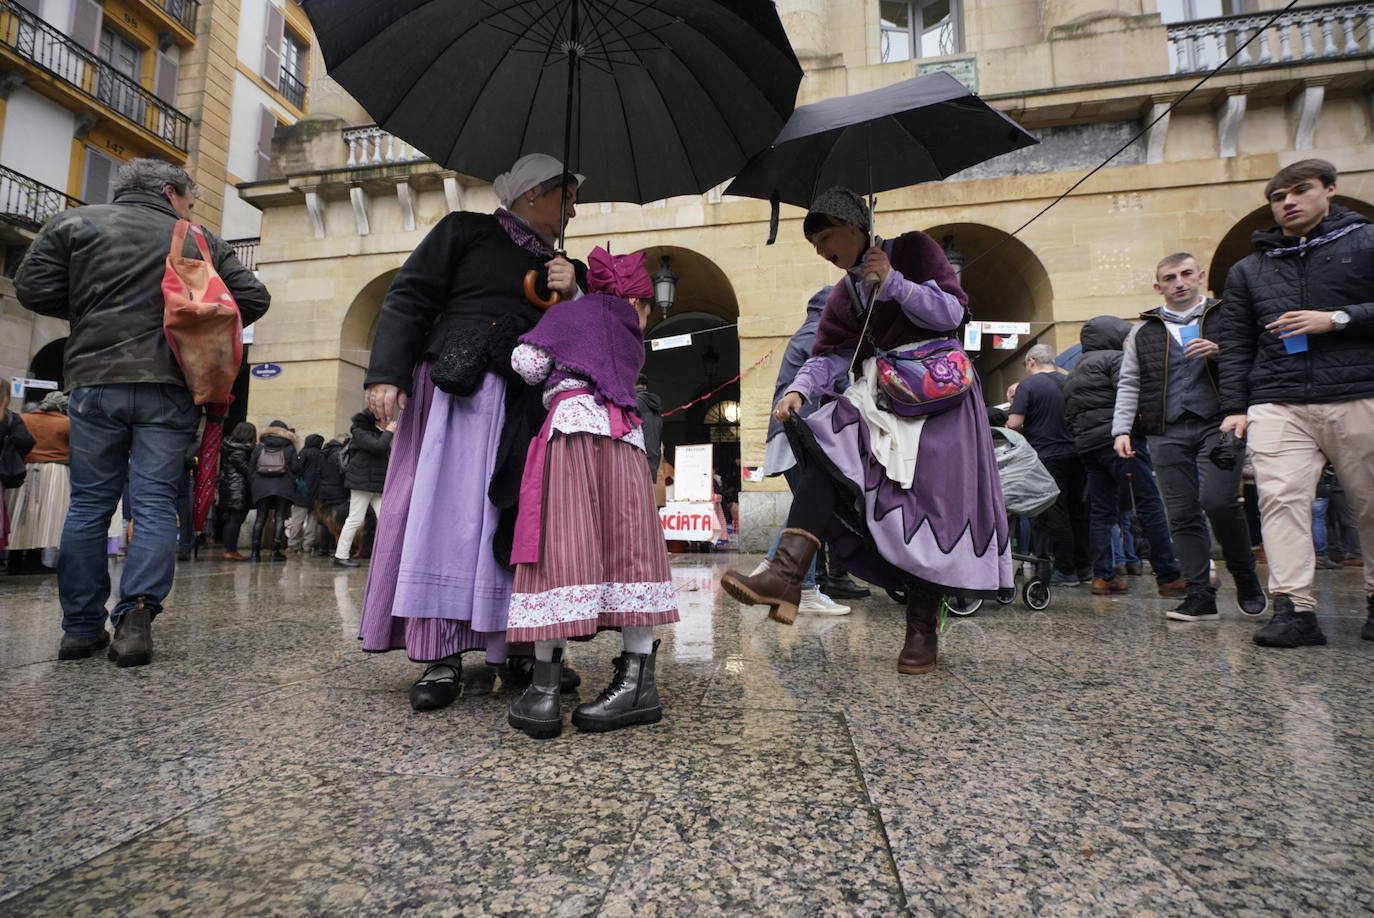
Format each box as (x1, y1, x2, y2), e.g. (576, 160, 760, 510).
(1063, 315, 1133, 454)
(318, 439, 349, 503)
(345, 412, 392, 493)
(249, 425, 298, 504)
(14, 191, 270, 391)
(217, 438, 254, 511)
(291, 434, 326, 506)
(1219, 207, 1374, 413)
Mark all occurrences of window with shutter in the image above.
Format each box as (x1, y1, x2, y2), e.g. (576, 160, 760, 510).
(256, 106, 278, 180)
(69, 0, 103, 54)
(154, 49, 179, 103)
(82, 149, 116, 205)
(262, 3, 285, 88)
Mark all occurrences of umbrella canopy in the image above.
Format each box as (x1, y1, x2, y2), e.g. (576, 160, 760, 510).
(725, 71, 1038, 233)
(304, 0, 803, 206)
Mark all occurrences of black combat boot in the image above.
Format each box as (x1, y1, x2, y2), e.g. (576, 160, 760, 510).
(507, 650, 564, 739)
(572, 640, 663, 732)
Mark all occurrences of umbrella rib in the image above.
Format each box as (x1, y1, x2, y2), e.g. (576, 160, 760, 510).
(506, 0, 575, 169)
(585, 1, 647, 200)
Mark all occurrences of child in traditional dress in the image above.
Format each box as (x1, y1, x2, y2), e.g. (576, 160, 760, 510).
(505, 247, 679, 739)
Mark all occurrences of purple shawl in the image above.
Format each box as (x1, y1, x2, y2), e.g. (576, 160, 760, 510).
(519, 293, 644, 411)
(812, 230, 969, 360)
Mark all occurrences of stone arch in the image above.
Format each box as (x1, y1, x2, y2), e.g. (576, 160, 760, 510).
(925, 223, 1054, 402)
(25, 337, 66, 403)
(635, 245, 740, 474)
(336, 268, 398, 432)
(1208, 195, 1374, 299)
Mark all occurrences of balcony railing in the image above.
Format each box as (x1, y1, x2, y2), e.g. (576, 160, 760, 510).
(159, 0, 198, 33)
(343, 124, 429, 167)
(279, 67, 305, 109)
(0, 0, 191, 151)
(0, 165, 82, 229)
(1168, 1, 1373, 73)
(227, 236, 259, 271)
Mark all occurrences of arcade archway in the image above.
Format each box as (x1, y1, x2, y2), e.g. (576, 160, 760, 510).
(336, 269, 398, 432)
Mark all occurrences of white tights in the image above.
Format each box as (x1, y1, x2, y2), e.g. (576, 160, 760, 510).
(534, 625, 654, 662)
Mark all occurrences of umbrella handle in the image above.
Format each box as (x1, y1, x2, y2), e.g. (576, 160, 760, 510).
(523, 270, 560, 310)
(864, 271, 881, 286)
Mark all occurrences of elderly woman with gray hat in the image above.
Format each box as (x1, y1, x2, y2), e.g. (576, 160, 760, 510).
(356, 153, 590, 712)
(721, 187, 1012, 674)
(8, 390, 71, 570)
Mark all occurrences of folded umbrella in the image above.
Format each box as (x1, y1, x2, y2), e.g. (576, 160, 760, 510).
(724, 72, 1039, 242)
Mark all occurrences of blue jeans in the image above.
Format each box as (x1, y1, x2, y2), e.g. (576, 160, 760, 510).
(766, 527, 818, 589)
(1311, 497, 1329, 557)
(60, 384, 198, 635)
(1111, 511, 1139, 566)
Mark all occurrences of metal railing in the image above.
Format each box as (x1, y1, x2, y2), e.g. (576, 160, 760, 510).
(343, 124, 429, 167)
(0, 1, 191, 150)
(158, 0, 197, 33)
(227, 237, 259, 271)
(1168, 1, 1373, 73)
(279, 67, 305, 109)
(0, 165, 82, 229)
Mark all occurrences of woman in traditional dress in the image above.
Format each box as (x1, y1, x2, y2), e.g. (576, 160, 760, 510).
(503, 248, 679, 739)
(358, 153, 588, 712)
(9, 391, 72, 570)
(721, 187, 1011, 673)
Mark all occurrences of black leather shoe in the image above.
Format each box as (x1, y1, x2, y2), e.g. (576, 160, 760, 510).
(270, 550, 288, 562)
(58, 630, 110, 660)
(820, 574, 871, 600)
(1234, 572, 1267, 617)
(507, 651, 564, 739)
(108, 603, 154, 667)
(410, 660, 461, 711)
(560, 662, 581, 692)
(1254, 596, 1327, 648)
(571, 641, 663, 733)
(333, 557, 359, 568)
(1167, 592, 1219, 622)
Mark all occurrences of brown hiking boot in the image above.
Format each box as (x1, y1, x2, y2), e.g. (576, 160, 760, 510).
(720, 529, 820, 624)
(1091, 577, 1127, 595)
(1157, 578, 1188, 598)
(898, 591, 939, 674)
(108, 601, 154, 668)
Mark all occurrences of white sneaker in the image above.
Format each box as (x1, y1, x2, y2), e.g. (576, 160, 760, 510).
(799, 587, 851, 615)
(749, 560, 770, 577)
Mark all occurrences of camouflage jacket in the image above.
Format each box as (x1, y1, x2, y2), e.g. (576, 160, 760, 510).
(14, 191, 270, 391)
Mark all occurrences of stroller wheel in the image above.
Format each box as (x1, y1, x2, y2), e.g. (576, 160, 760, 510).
(944, 596, 982, 617)
(1022, 580, 1051, 611)
(885, 587, 908, 604)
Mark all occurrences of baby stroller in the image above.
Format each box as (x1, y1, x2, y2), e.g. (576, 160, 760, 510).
(885, 425, 1060, 615)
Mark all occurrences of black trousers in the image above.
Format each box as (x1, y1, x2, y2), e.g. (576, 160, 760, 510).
(1033, 455, 1089, 576)
(221, 508, 248, 553)
(251, 496, 291, 552)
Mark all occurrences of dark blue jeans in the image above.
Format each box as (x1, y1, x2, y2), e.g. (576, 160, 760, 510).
(1080, 448, 1180, 583)
(60, 384, 198, 636)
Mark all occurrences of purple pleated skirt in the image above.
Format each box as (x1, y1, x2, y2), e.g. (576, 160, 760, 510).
(357, 364, 520, 663)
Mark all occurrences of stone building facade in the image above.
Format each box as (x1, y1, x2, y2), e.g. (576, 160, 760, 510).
(105, 1, 1374, 543)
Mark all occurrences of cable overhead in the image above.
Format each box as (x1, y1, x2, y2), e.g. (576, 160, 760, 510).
(961, 0, 1306, 272)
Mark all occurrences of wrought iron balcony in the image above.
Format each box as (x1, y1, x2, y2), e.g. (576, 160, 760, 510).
(1167, 1, 1373, 73)
(158, 0, 198, 34)
(343, 124, 429, 167)
(0, 164, 82, 230)
(226, 237, 259, 271)
(0, 0, 191, 151)
(279, 67, 305, 109)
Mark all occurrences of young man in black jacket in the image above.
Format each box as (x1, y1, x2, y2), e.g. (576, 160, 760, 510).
(1219, 159, 1374, 648)
(1113, 253, 1267, 622)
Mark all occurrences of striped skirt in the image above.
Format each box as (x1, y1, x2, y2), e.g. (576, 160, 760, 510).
(506, 431, 678, 643)
(8, 462, 70, 551)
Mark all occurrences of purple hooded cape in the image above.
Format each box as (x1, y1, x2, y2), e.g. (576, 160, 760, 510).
(518, 292, 644, 411)
(812, 230, 969, 361)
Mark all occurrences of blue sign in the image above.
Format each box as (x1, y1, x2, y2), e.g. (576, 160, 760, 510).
(251, 363, 282, 379)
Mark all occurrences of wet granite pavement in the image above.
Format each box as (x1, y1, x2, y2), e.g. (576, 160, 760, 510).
(1, 554, 1372, 916)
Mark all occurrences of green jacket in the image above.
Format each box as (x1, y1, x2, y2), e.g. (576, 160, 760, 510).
(15, 191, 270, 391)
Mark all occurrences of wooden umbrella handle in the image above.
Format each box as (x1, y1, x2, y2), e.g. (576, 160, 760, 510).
(523, 270, 560, 309)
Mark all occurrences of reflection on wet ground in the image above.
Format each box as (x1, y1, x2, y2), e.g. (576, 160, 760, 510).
(1, 553, 1371, 915)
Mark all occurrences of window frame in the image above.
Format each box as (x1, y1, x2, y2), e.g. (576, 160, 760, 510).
(880, 0, 963, 64)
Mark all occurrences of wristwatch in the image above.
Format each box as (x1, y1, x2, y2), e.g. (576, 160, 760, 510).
(1330, 310, 1351, 332)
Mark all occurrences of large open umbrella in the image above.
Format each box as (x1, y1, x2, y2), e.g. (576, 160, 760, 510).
(305, 0, 804, 248)
(724, 71, 1039, 243)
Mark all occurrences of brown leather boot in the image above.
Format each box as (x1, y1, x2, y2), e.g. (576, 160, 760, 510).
(108, 600, 154, 668)
(898, 591, 939, 674)
(720, 528, 821, 624)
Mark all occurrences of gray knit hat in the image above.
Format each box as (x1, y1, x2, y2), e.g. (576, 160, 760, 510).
(38, 391, 69, 414)
(805, 186, 871, 236)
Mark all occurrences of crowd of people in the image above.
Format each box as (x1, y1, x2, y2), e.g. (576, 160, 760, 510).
(5, 152, 1371, 739)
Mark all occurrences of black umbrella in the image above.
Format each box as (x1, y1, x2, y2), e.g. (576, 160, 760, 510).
(304, 0, 803, 248)
(724, 72, 1039, 243)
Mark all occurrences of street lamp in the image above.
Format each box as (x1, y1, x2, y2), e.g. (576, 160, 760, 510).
(652, 254, 677, 320)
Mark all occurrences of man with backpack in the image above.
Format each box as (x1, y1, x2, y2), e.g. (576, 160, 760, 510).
(249, 421, 298, 562)
(14, 159, 269, 665)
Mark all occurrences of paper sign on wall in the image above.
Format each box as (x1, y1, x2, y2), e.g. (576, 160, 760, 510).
(963, 323, 982, 351)
(659, 501, 719, 542)
(672, 444, 713, 502)
(982, 321, 1031, 335)
(650, 333, 693, 352)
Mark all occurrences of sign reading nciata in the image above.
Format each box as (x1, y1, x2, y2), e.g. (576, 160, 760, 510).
(659, 501, 718, 542)
(250, 363, 282, 379)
